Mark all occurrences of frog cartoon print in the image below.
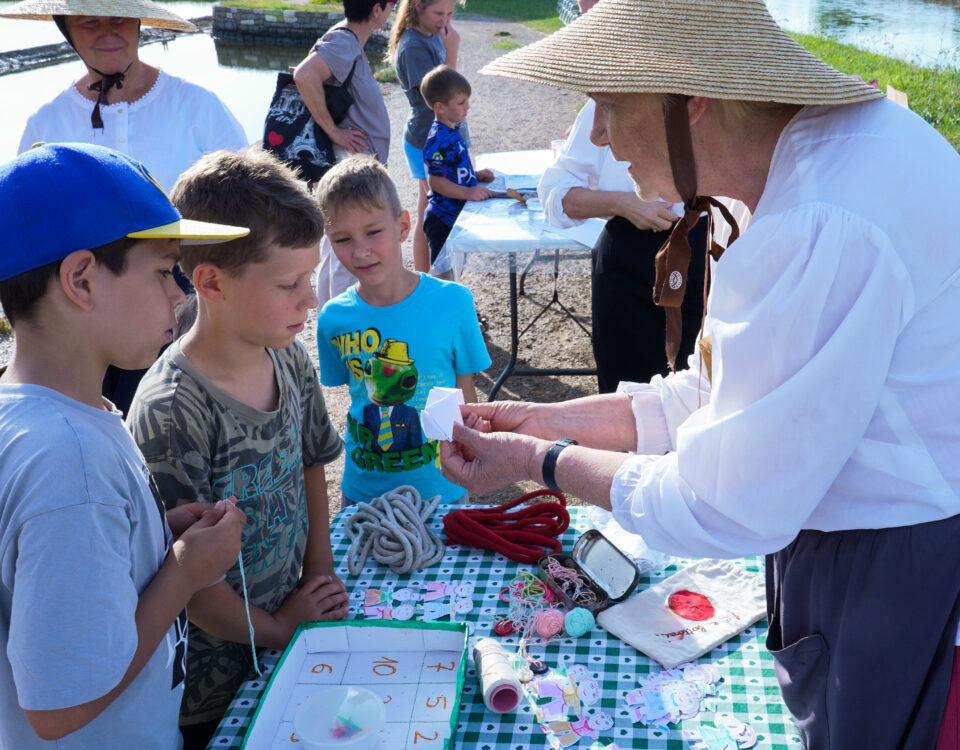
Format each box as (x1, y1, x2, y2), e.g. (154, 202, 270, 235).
(361, 339, 423, 453)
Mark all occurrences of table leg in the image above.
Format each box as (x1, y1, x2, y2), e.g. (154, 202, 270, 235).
(518, 249, 540, 296)
(487, 254, 520, 401)
(518, 250, 592, 340)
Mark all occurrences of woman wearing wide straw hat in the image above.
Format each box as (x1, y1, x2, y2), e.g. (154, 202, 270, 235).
(440, 0, 960, 746)
(2, 0, 248, 416)
(3, 0, 247, 194)
(539, 0, 739, 393)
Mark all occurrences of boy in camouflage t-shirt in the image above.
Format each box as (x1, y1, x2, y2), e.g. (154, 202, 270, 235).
(127, 148, 346, 749)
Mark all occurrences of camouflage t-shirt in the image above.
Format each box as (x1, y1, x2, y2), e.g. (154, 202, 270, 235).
(127, 339, 343, 724)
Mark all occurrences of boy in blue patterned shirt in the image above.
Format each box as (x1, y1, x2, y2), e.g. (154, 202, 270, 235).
(420, 65, 496, 272)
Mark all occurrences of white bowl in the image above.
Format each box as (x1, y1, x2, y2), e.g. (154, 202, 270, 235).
(293, 686, 386, 750)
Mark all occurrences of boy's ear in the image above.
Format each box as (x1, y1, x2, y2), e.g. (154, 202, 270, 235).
(58, 250, 98, 312)
(192, 263, 227, 303)
(398, 209, 412, 244)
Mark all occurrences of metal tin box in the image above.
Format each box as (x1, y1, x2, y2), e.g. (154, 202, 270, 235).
(536, 529, 640, 614)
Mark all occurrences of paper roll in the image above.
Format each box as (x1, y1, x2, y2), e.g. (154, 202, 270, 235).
(473, 638, 522, 713)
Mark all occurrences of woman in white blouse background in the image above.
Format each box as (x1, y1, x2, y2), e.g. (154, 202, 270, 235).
(3, 0, 248, 416)
(538, 0, 707, 392)
(444, 1, 960, 748)
(6, 0, 247, 195)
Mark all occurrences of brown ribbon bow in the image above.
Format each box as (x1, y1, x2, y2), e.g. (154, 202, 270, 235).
(653, 96, 741, 370)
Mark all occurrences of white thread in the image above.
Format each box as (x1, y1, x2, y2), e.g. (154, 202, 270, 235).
(236, 550, 262, 678)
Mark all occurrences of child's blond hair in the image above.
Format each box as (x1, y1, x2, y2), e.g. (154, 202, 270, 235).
(314, 155, 403, 225)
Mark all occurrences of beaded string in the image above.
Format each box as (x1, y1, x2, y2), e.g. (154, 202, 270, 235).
(237, 550, 262, 678)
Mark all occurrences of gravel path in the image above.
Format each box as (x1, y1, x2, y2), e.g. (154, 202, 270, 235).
(0, 16, 600, 510)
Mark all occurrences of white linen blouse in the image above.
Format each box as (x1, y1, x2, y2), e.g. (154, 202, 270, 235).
(610, 99, 960, 568)
(19, 70, 248, 192)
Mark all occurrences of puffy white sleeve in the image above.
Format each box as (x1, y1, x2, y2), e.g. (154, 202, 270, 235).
(537, 100, 606, 228)
(617, 345, 711, 455)
(609, 204, 914, 558)
(18, 116, 40, 155)
(196, 90, 249, 152)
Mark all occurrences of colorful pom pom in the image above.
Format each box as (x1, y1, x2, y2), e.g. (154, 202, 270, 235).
(564, 607, 595, 637)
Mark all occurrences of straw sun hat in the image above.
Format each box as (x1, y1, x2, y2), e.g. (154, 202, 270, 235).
(480, 0, 883, 106)
(0, 0, 196, 32)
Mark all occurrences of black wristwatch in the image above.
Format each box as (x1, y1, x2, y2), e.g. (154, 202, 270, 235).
(542, 438, 578, 492)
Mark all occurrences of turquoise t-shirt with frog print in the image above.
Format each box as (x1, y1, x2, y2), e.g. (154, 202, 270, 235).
(317, 273, 491, 504)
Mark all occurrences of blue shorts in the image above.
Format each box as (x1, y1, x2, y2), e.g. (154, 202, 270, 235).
(403, 138, 427, 181)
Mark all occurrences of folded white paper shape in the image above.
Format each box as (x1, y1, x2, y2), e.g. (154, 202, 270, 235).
(597, 559, 766, 668)
(420, 387, 464, 441)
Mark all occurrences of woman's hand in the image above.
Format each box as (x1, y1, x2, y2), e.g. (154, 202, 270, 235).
(440, 422, 546, 493)
(616, 193, 679, 232)
(459, 400, 551, 438)
(616, 193, 680, 232)
(329, 126, 370, 153)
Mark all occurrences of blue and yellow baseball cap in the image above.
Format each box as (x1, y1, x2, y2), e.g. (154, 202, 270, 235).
(0, 142, 249, 281)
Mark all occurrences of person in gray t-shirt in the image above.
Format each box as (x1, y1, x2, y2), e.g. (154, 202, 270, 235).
(389, 0, 462, 273)
(293, 0, 395, 309)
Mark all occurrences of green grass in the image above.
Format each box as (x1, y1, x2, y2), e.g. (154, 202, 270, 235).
(790, 33, 960, 150)
(221, 1, 342, 11)
(0, 317, 10, 336)
(492, 40, 521, 50)
(374, 64, 398, 83)
(461, 0, 562, 33)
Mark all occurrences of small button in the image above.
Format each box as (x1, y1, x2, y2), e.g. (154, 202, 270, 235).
(116, 107, 124, 113)
(529, 660, 549, 675)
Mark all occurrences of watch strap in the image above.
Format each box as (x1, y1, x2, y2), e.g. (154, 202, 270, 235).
(542, 438, 577, 493)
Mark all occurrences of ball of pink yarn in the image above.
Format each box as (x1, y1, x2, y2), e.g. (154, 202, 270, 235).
(534, 608, 565, 638)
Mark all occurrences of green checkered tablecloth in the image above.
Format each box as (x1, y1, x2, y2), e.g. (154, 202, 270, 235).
(209, 506, 802, 749)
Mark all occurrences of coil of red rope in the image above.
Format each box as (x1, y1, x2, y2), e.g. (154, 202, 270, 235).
(442, 489, 570, 564)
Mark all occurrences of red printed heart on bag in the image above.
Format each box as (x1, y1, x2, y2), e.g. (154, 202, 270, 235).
(668, 590, 715, 621)
(267, 131, 284, 147)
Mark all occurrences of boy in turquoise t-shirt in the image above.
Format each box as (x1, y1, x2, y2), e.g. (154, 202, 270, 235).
(315, 156, 491, 505)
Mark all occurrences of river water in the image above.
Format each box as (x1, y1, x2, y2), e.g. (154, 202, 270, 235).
(0, 0, 957, 164)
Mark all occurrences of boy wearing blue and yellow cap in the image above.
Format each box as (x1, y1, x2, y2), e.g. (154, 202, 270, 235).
(0, 143, 247, 749)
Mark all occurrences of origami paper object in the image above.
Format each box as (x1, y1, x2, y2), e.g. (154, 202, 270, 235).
(420, 387, 464, 441)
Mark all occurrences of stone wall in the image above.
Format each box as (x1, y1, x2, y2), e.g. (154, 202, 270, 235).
(212, 5, 388, 52)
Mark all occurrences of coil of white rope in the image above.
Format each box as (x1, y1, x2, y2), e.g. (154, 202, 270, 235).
(344, 485, 446, 575)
